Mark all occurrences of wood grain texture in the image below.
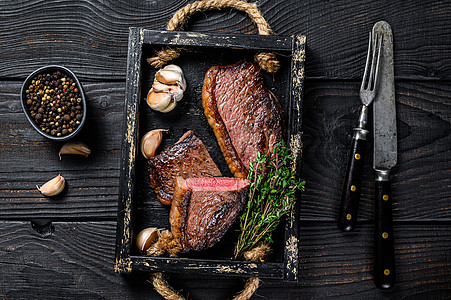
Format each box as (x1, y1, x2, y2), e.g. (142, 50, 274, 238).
(0, 0, 449, 80)
(0, 81, 122, 220)
(0, 1, 449, 296)
(1, 81, 449, 221)
(0, 221, 449, 299)
(301, 80, 451, 222)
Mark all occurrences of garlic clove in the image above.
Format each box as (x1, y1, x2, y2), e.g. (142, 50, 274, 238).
(37, 174, 65, 197)
(171, 85, 184, 102)
(136, 227, 159, 254)
(151, 81, 171, 93)
(147, 89, 172, 111)
(59, 141, 91, 159)
(161, 65, 186, 91)
(152, 81, 180, 95)
(140, 129, 164, 159)
(178, 75, 187, 92)
(159, 99, 177, 113)
(162, 64, 183, 74)
(155, 70, 183, 85)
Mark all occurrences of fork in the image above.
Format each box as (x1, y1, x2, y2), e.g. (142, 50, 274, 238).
(338, 32, 382, 231)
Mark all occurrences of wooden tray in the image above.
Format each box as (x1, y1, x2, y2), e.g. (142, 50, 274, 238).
(115, 27, 305, 281)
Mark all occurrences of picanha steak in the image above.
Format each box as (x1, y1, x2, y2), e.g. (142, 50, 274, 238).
(148, 130, 222, 205)
(202, 60, 284, 179)
(170, 176, 250, 252)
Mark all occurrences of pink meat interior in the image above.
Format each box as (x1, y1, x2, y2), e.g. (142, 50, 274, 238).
(185, 177, 250, 191)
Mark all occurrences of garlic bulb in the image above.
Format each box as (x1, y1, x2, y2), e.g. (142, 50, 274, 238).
(147, 64, 186, 113)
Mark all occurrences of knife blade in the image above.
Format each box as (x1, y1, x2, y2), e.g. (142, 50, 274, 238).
(372, 20, 397, 290)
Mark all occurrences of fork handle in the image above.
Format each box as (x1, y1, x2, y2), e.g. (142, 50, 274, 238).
(338, 128, 368, 231)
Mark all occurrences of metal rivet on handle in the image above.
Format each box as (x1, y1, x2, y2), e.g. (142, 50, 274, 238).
(350, 185, 356, 192)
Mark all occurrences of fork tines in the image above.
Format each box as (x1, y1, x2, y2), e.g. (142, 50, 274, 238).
(361, 32, 383, 97)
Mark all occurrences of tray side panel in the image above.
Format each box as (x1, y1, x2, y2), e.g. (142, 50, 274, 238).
(142, 30, 292, 51)
(132, 257, 284, 279)
(283, 35, 306, 282)
(115, 27, 144, 273)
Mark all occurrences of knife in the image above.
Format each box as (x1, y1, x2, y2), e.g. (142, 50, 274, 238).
(372, 21, 397, 289)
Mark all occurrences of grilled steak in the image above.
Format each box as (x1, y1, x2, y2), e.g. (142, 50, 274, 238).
(170, 176, 250, 252)
(202, 61, 284, 179)
(148, 130, 222, 205)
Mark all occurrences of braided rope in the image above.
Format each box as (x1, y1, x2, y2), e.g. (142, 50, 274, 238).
(147, 230, 185, 299)
(232, 243, 271, 300)
(148, 229, 270, 300)
(166, 0, 273, 34)
(150, 272, 185, 300)
(147, 0, 279, 73)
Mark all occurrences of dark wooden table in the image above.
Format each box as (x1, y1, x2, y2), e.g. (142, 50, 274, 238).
(1, 1, 450, 299)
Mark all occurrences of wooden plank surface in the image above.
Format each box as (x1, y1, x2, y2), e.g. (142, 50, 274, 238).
(301, 80, 451, 222)
(0, 221, 449, 299)
(0, 0, 449, 80)
(0, 0, 450, 298)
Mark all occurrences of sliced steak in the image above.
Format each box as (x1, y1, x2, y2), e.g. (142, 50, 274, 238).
(202, 61, 284, 179)
(170, 176, 250, 252)
(148, 130, 222, 205)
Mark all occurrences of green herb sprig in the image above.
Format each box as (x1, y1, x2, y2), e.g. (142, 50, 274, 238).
(234, 141, 305, 258)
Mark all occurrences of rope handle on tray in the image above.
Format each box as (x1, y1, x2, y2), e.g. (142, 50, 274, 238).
(147, 0, 280, 73)
(148, 229, 270, 300)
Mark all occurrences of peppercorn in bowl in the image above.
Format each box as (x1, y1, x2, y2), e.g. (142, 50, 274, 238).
(20, 65, 87, 141)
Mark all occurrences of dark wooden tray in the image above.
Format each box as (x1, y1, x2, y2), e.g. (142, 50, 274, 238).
(115, 27, 305, 281)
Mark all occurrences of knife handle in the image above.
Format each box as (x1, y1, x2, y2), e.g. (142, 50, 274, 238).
(374, 172, 395, 289)
(338, 128, 368, 231)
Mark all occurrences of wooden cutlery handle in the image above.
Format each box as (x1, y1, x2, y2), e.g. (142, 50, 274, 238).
(374, 179, 395, 289)
(338, 129, 367, 231)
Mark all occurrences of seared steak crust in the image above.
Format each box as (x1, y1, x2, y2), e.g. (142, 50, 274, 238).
(170, 177, 250, 252)
(148, 131, 222, 205)
(202, 61, 284, 179)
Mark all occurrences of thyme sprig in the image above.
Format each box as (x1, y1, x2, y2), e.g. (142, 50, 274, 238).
(234, 141, 305, 258)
